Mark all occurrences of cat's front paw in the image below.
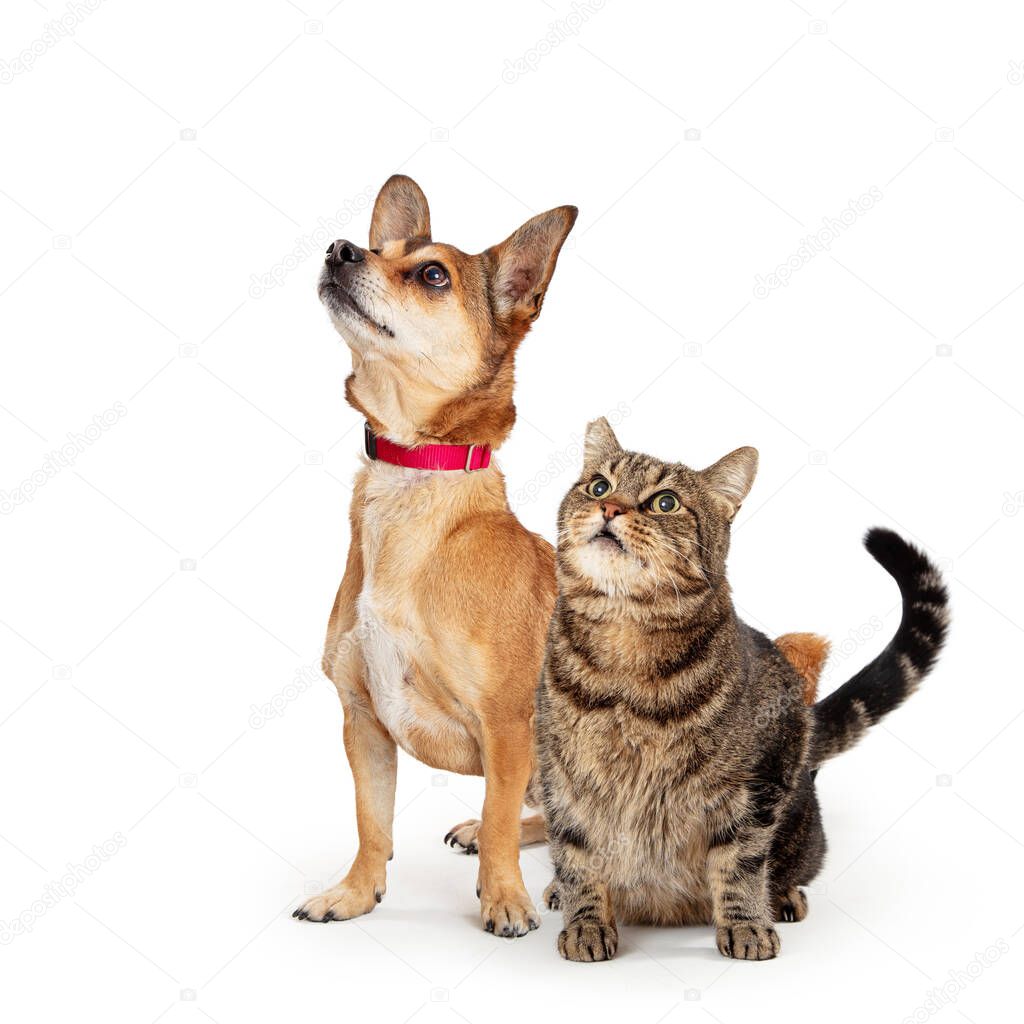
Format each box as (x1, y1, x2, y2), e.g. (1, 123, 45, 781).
(716, 922, 780, 960)
(558, 920, 618, 962)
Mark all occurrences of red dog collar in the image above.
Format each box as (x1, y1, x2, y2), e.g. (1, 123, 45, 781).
(364, 422, 492, 472)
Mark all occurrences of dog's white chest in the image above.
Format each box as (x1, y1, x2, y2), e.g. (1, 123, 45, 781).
(355, 500, 420, 746)
(352, 462, 469, 755)
(355, 589, 412, 741)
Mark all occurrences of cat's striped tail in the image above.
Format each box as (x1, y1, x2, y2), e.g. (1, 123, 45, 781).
(812, 528, 949, 765)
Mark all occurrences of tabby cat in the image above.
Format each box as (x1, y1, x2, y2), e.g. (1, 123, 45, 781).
(535, 418, 949, 961)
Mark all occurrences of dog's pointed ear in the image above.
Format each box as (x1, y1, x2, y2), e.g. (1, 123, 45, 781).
(369, 175, 431, 248)
(700, 447, 759, 520)
(584, 417, 622, 466)
(486, 206, 578, 327)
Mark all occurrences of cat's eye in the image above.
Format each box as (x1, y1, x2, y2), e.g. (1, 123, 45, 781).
(419, 263, 449, 287)
(586, 476, 611, 499)
(648, 491, 681, 514)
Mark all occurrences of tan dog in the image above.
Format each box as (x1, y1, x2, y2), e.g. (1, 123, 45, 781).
(294, 175, 576, 936)
(295, 175, 829, 937)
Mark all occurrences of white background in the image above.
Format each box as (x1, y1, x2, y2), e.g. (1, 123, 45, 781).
(1, 1, 1022, 1021)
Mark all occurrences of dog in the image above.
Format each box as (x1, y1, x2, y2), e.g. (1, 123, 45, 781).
(295, 174, 830, 937)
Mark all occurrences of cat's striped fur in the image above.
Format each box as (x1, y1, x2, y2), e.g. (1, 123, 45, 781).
(535, 419, 949, 961)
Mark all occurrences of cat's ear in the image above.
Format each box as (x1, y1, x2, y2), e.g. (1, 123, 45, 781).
(584, 417, 622, 465)
(369, 175, 431, 248)
(485, 206, 577, 327)
(700, 447, 759, 519)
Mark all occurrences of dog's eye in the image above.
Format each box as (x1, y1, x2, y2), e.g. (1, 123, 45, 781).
(648, 491, 681, 514)
(586, 476, 611, 499)
(420, 264, 449, 287)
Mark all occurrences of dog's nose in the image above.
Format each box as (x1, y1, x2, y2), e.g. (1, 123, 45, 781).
(601, 501, 624, 520)
(325, 239, 365, 265)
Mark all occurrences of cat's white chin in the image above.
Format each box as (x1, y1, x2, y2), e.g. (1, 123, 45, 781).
(574, 542, 644, 595)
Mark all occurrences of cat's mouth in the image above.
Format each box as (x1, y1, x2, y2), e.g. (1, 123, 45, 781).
(590, 526, 626, 553)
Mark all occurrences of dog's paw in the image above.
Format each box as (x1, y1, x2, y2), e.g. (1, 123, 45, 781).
(292, 880, 382, 923)
(775, 888, 808, 923)
(716, 922, 780, 961)
(558, 920, 618, 962)
(443, 819, 480, 855)
(480, 888, 539, 937)
(542, 880, 560, 910)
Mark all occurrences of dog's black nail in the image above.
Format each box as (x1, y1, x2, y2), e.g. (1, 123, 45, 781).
(485, 920, 494, 933)
(323, 911, 334, 922)
(444, 832, 453, 844)
(375, 892, 382, 903)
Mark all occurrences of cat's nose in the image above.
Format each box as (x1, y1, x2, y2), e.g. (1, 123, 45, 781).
(601, 501, 624, 520)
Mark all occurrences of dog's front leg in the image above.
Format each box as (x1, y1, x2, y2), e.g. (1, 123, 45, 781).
(295, 697, 396, 922)
(476, 718, 539, 937)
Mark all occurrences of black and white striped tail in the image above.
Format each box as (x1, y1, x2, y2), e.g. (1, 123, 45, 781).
(812, 528, 949, 765)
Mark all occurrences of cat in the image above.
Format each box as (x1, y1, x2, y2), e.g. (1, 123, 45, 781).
(535, 418, 949, 961)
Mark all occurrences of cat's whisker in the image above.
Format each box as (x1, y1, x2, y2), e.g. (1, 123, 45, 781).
(642, 542, 690, 619)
